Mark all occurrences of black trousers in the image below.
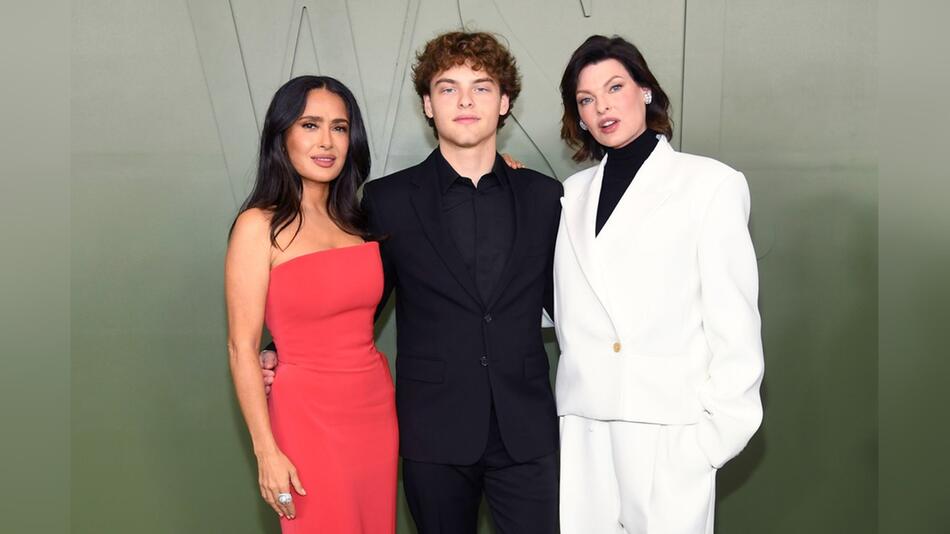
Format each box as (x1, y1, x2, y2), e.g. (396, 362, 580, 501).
(402, 405, 559, 534)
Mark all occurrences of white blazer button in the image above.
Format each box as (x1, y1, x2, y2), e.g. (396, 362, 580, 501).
(612, 342, 621, 353)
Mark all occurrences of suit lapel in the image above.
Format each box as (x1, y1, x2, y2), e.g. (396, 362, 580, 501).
(409, 152, 483, 306)
(560, 159, 613, 315)
(596, 137, 676, 255)
(561, 137, 677, 328)
(592, 137, 675, 329)
(484, 166, 525, 310)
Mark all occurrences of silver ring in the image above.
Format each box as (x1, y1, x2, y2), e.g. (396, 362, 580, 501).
(277, 493, 292, 505)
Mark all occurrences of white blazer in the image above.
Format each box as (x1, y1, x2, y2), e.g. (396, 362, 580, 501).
(553, 136, 764, 468)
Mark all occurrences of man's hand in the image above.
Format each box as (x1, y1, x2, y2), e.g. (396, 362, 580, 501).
(260, 350, 278, 395)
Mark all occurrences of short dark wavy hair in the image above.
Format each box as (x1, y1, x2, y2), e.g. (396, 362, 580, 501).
(560, 35, 673, 162)
(412, 31, 522, 136)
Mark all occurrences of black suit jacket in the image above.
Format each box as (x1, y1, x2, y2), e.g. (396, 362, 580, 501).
(364, 149, 562, 464)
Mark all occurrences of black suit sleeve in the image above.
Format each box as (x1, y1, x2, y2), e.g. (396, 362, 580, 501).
(362, 185, 396, 322)
(542, 182, 564, 322)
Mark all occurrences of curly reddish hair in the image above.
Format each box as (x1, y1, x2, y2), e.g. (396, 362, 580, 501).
(412, 31, 522, 136)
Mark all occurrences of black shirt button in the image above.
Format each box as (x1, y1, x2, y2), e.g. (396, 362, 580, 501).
(483, 313, 493, 323)
(480, 356, 489, 367)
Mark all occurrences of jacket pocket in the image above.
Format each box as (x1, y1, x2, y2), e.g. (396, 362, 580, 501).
(396, 355, 445, 383)
(673, 424, 715, 473)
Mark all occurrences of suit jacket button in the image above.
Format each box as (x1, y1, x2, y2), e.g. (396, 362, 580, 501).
(480, 356, 489, 366)
(612, 342, 622, 353)
(483, 313, 493, 323)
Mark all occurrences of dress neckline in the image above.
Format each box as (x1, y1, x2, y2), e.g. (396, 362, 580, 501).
(270, 241, 376, 272)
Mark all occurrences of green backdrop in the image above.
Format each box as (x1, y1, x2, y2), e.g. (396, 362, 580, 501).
(64, 1, 878, 532)
(0, 4, 70, 533)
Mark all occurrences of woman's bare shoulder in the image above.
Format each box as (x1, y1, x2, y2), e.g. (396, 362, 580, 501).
(229, 208, 276, 253)
(232, 208, 273, 236)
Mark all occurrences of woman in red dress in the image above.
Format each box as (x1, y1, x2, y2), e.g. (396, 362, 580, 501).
(225, 76, 397, 533)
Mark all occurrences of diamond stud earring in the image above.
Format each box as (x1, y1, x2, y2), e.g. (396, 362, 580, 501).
(579, 120, 588, 131)
(644, 91, 653, 105)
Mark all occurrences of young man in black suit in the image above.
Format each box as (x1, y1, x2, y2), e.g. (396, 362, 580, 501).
(264, 32, 562, 533)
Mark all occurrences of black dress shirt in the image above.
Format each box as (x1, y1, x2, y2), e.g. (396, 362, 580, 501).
(595, 128, 660, 236)
(437, 151, 515, 303)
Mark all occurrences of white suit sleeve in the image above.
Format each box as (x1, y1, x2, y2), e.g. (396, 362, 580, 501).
(695, 171, 765, 468)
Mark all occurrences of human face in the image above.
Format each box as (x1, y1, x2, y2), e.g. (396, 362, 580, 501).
(284, 88, 350, 184)
(575, 58, 651, 149)
(422, 63, 510, 150)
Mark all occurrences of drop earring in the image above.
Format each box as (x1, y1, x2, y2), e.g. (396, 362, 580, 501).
(644, 91, 653, 105)
(579, 120, 588, 131)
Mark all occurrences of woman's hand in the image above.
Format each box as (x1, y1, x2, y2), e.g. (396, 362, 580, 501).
(256, 449, 307, 519)
(501, 153, 526, 169)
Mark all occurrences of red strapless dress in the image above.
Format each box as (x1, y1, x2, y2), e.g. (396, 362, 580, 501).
(266, 242, 397, 533)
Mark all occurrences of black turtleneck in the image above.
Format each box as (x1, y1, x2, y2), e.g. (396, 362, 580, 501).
(595, 128, 659, 236)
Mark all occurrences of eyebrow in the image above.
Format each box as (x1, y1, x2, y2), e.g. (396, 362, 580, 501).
(433, 77, 497, 86)
(576, 75, 627, 95)
(297, 115, 349, 124)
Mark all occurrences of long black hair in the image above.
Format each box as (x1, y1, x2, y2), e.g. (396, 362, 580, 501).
(560, 35, 673, 162)
(233, 75, 371, 247)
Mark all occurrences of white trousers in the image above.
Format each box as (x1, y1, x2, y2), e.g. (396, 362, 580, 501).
(559, 415, 716, 534)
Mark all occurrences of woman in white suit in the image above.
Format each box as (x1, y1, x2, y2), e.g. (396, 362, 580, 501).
(553, 35, 764, 534)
